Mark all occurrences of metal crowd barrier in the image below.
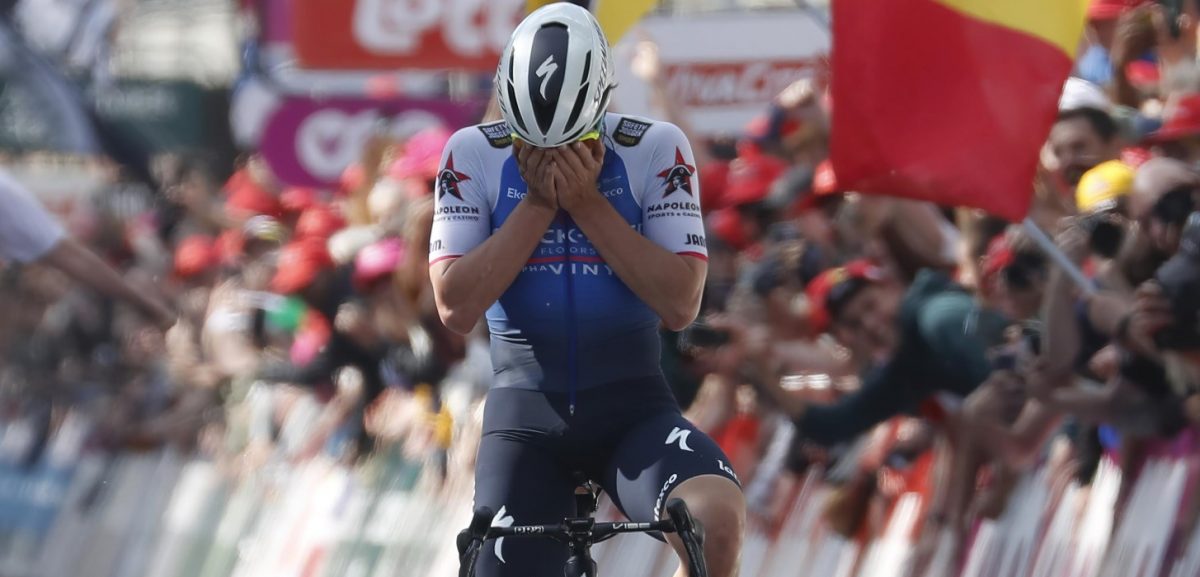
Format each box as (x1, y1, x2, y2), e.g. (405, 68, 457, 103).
(1, 418, 1199, 577)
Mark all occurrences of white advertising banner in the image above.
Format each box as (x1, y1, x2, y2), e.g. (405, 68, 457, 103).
(612, 9, 830, 136)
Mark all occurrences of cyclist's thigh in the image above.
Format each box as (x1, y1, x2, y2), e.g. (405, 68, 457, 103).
(602, 409, 742, 523)
(473, 388, 576, 577)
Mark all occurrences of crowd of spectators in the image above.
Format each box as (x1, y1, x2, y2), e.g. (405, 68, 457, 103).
(5, 0, 1200, 574)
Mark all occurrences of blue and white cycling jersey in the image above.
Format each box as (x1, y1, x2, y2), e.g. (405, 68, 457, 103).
(429, 113, 708, 394)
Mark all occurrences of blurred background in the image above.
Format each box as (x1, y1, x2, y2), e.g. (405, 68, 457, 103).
(1, 0, 1200, 577)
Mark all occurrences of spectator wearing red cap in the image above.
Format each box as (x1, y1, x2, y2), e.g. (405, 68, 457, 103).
(978, 233, 1051, 321)
(1077, 0, 1153, 87)
(294, 205, 347, 242)
(225, 167, 284, 223)
(1144, 93, 1200, 164)
(173, 235, 221, 285)
(727, 265, 1010, 446)
(257, 237, 389, 406)
(706, 149, 789, 255)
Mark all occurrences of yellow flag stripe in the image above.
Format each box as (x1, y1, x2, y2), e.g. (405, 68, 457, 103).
(525, 0, 658, 45)
(932, 0, 1089, 56)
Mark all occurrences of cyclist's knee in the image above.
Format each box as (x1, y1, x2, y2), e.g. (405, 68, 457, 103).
(668, 475, 745, 577)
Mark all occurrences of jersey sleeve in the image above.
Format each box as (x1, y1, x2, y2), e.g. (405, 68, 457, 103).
(639, 122, 707, 260)
(429, 129, 491, 266)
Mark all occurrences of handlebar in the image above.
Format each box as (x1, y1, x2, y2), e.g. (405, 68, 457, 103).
(457, 498, 707, 577)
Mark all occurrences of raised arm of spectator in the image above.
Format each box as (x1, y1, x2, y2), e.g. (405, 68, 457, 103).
(41, 238, 176, 330)
(1041, 225, 1090, 377)
(630, 38, 713, 169)
(0, 171, 175, 329)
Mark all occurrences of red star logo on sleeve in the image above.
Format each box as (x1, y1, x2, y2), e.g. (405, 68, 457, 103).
(657, 147, 696, 196)
(437, 153, 470, 201)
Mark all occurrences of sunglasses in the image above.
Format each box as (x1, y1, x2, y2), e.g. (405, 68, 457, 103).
(512, 118, 603, 147)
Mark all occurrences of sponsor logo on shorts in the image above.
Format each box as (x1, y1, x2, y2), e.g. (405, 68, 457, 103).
(493, 506, 515, 563)
(653, 473, 679, 521)
(684, 233, 706, 248)
(665, 426, 694, 452)
(717, 459, 739, 484)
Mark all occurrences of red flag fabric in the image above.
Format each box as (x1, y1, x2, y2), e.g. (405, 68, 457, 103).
(830, 0, 1088, 221)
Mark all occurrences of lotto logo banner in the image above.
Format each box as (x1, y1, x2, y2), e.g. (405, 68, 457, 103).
(292, 0, 526, 70)
(258, 97, 480, 187)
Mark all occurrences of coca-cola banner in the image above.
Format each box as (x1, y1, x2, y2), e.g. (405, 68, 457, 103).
(291, 0, 526, 71)
(259, 97, 482, 188)
(611, 10, 830, 136)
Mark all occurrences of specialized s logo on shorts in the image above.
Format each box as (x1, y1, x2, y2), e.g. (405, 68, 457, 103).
(657, 148, 696, 196)
(614, 118, 652, 147)
(665, 426, 694, 452)
(491, 506, 516, 564)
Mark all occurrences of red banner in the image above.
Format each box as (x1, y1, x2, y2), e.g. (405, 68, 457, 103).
(292, 0, 526, 71)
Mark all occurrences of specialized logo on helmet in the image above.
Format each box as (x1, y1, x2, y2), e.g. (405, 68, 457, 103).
(536, 55, 559, 100)
(438, 153, 470, 201)
(657, 148, 696, 196)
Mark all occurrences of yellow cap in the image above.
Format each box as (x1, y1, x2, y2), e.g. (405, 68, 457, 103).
(1076, 160, 1134, 213)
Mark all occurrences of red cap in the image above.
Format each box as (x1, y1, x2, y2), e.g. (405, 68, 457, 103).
(1121, 146, 1153, 168)
(980, 235, 1016, 289)
(225, 169, 283, 220)
(805, 259, 883, 333)
(271, 239, 335, 294)
(295, 205, 347, 241)
(788, 160, 842, 216)
(813, 160, 839, 196)
(708, 207, 751, 251)
(722, 152, 788, 208)
(281, 187, 320, 214)
(1144, 93, 1200, 144)
(698, 160, 729, 214)
(174, 235, 219, 279)
(388, 125, 452, 184)
(1088, 0, 1150, 20)
(353, 237, 406, 290)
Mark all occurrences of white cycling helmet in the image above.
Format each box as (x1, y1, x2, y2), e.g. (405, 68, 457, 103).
(496, 3, 615, 148)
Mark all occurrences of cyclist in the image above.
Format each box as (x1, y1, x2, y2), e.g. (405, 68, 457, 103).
(428, 4, 744, 576)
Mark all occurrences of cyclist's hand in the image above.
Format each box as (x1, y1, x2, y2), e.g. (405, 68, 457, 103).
(515, 140, 559, 212)
(552, 139, 605, 214)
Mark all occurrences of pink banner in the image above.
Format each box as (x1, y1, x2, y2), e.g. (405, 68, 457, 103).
(258, 97, 482, 188)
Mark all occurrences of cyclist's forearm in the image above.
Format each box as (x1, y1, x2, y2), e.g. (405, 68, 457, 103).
(433, 200, 557, 333)
(570, 201, 703, 330)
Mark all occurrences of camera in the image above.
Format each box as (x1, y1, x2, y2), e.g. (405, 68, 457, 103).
(678, 322, 731, 349)
(1078, 211, 1125, 259)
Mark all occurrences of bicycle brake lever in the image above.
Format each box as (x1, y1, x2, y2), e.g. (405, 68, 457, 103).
(666, 498, 708, 577)
(458, 506, 495, 577)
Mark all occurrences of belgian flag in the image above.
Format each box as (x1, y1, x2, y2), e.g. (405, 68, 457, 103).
(830, 0, 1090, 221)
(526, 0, 659, 45)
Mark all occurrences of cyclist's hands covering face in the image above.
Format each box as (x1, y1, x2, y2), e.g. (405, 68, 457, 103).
(552, 139, 606, 214)
(515, 140, 559, 212)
